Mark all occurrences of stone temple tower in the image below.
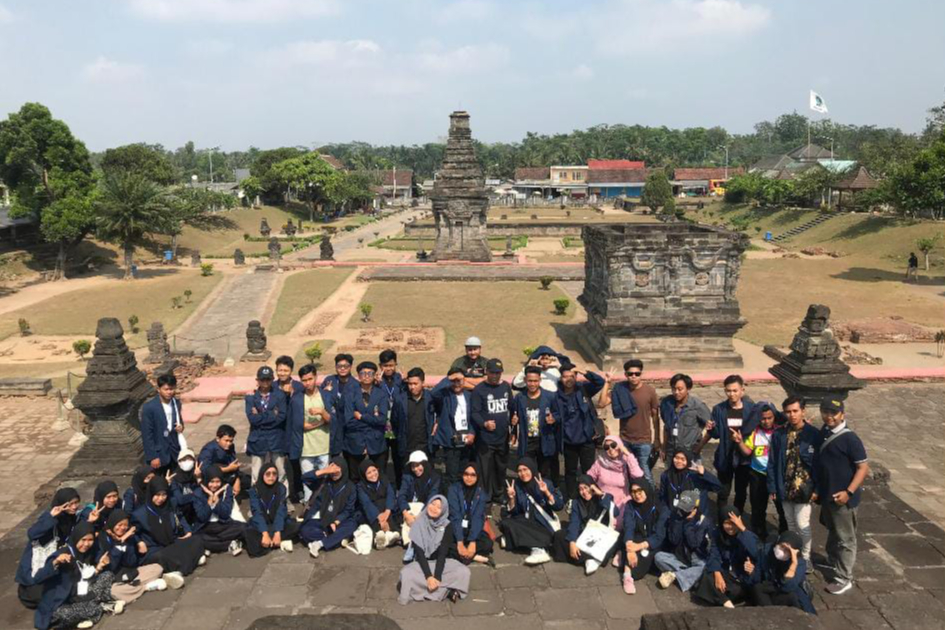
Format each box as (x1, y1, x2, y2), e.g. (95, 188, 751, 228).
(431, 111, 492, 262)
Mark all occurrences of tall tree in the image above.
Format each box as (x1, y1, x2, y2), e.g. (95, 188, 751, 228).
(0, 103, 97, 279)
(640, 170, 674, 214)
(95, 171, 171, 279)
(268, 153, 343, 221)
(100, 143, 178, 185)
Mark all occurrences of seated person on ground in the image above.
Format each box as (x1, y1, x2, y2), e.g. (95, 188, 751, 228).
(658, 448, 722, 512)
(653, 490, 714, 593)
(99, 508, 175, 603)
(170, 449, 202, 527)
(357, 460, 403, 550)
(198, 424, 249, 499)
(446, 462, 493, 565)
(398, 450, 442, 543)
(499, 457, 565, 567)
(749, 531, 816, 614)
(300, 456, 358, 558)
(192, 465, 246, 556)
(694, 506, 761, 608)
(398, 495, 470, 605)
(122, 467, 155, 514)
(131, 477, 206, 579)
(16, 488, 83, 609)
(246, 462, 299, 557)
(80, 481, 122, 534)
(551, 474, 618, 575)
(621, 478, 669, 595)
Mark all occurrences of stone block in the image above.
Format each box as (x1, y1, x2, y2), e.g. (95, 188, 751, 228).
(248, 614, 403, 630)
(0, 378, 52, 396)
(501, 587, 537, 614)
(873, 535, 945, 568)
(533, 587, 604, 620)
(495, 564, 550, 589)
(869, 591, 944, 630)
(177, 577, 257, 608)
(598, 584, 658, 619)
(640, 606, 822, 630)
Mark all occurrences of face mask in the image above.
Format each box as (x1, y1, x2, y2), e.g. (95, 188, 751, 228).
(774, 546, 788, 561)
(179, 460, 195, 472)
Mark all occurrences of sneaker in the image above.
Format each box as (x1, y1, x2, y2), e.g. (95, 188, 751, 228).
(565, 499, 573, 515)
(611, 554, 620, 568)
(144, 578, 167, 592)
(524, 548, 551, 566)
(826, 580, 853, 595)
(77, 621, 94, 629)
(204, 550, 212, 557)
(229, 540, 243, 557)
(585, 559, 601, 575)
(280, 540, 294, 553)
(375, 530, 387, 549)
(658, 571, 676, 589)
(197, 554, 207, 566)
(103, 600, 125, 615)
(386, 531, 402, 547)
(622, 572, 636, 595)
(498, 536, 506, 550)
(308, 541, 323, 558)
(723, 600, 735, 609)
(163, 572, 185, 589)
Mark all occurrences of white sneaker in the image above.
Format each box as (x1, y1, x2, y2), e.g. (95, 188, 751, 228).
(144, 578, 167, 592)
(229, 540, 243, 557)
(204, 550, 212, 557)
(308, 541, 323, 558)
(565, 499, 573, 515)
(386, 531, 402, 547)
(77, 621, 94, 629)
(524, 548, 551, 566)
(197, 554, 207, 566)
(374, 530, 387, 549)
(658, 571, 676, 589)
(280, 540, 294, 553)
(230, 504, 247, 523)
(103, 600, 125, 615)
(723, 600, 735, 609)
(585, 559, 601, 575)
(163, 572, 185, 590)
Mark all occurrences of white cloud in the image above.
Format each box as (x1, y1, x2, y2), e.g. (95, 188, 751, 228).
(571, 64, 595, 81)
(185, 39, 234, 56)
(416, 42, 509, 74)
(127, 0, 340, 23)
(0, 4, 13, 23)
(80, 56, 144, 83)
(435, 0, 494, 24)
(264, 39, 381, 67)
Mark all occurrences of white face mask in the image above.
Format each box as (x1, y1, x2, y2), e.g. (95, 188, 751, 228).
(179, 460, 195, 472)
(774, 545, 788, 561)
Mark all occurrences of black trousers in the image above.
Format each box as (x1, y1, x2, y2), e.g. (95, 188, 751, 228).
(444, 445, 475, 487)
(717, 464, 751, 514)
(287, 458, 303, 503)
(344, 450, 387, 483)
(693, 568, 747, 606)
(623, 546, 656, 581)
(478, 441, 510, 504)
(523, 445, 560, 488)
(749, 469, 787, 538)
(563, 442, 596, 501)
(748, 582, 799, 608)
(200, 521, 246, 553)
(448, 531, 494, 564)
(387, 438, 404, 488)
(245, 520, 301, 557)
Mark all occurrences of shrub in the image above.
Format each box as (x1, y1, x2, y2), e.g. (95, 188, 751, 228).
(184, 289, 193, 303)
(72, 339, 91, 359)
(539, 276, 553, 290)
(128, 315, 139, 334)
(18, 318, 31, 336)
(359, 303, 373, 322)
(200, 263, 214, 277)
(243, 233, 251, 241)
(522, 346, 537, 358)
(171, 296, 183, 309)
(304, 342, 323, 364)
(553, 298, 570, 315)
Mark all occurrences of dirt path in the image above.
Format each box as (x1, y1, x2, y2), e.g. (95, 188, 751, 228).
(0, 275, 116, 316)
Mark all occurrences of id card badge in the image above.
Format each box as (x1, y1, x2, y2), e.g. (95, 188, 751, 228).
(163, 430, 169, 438)
(77, 579, 89, 596)
(673, 498, 679, 508)
(462, 519, 469, 529)
(672, 427, 679, 437)
(728, 418, 743, 429)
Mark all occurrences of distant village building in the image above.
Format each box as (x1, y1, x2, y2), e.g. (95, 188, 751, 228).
(379, 168, 413, 203)
(587, 167, 649, 199)
(673, 167, 744, 196)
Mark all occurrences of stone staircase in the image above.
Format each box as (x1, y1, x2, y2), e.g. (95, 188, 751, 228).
(770, 212, 836, 242)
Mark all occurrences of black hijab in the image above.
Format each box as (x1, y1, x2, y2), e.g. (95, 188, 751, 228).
(318, 456, 353, 528)
(359, 460, 388, 507)
(51, 487, 80, 542)
(174, 458, 198, 487)
(145, 477, 176, 547)
(102, 509, 131, 550)
(204, 465, 224, 487)
(131, 466, 153, 506)
(576, 474, 604, 520)
(629, 477, 656, 514)
(94, 480, 119, 525)
(254, 463, 283, 524)
(67, 520, 97, 566)
(461, 461, 482, 503)
(667, 448, 694, 492)
(517, 457, 540, 497)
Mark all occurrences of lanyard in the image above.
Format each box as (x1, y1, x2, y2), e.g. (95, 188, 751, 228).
(262, 493, 277, 512)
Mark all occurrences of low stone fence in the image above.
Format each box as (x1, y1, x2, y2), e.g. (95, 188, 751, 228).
(404, 222, 585, 237)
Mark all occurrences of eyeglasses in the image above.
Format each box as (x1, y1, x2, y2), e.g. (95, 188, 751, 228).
(604, 442, 619, 450)
(359, 370, 375, 376)
(630, 488, 646, 495)
(625, 372, 642, 377)
(462, 471, 478, 477)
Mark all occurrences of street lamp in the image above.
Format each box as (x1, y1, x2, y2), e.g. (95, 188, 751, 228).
(191, 174, 198, 189)
(824, 137, 835, 159)
(717, 145, 729, 180)
(207, 146, 220, 184)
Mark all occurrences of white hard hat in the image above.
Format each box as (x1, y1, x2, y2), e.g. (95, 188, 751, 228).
(464, 336, 482, 347)
(408, 451, 428, 465)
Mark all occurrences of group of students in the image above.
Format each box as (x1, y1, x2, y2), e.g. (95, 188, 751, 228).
(15, 340, 872, 626)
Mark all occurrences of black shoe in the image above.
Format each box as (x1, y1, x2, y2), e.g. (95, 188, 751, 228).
(447, 589, 461, 603)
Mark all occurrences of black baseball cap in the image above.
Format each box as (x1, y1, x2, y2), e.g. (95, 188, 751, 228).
(256, 366, 274, 380)
(486, 358, 504, 373)
(820, 399, 844, 414)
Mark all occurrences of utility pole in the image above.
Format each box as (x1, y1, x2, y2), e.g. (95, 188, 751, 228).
(718, 145, 729, 180)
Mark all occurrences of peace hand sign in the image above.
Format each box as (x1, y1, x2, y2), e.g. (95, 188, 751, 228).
(87, 502, 103, 523)
(506, 480, 516, 500)
(165, 470, 176, 484)
(50, 502, 71, 518)
(536, 473, 549, 495)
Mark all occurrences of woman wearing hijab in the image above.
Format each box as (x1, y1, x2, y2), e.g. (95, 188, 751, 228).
(170, 448, 202, 527)
(750, 531, 816, 614)
(300, 456, 358, 558)
(397, 451, 442, 535)
(131, 476, 205, 579)
(551, 474, 617, 574)
(398, 495, 470, 604)
(657, 448, 722, 512)
(16, 487, 83, 609)
(246, 462, 299, 557)
(80, 481, 121, 533)
(446, 461, 493, 565)
(192, 465, 246, 556)
(123, 466, 155, 514)
(499, 457, 565, 566)
(694, 507, 760, 608)
(99, 508, 174, 604)
(620, 478, 668, 594)
(586, 435, 644, 517)
(32, 521, 122, 630)
(357, 460, 402, 550)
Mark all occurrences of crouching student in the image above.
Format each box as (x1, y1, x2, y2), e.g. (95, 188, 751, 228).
(357, 460, 403, 550)
(193, 466, 246, 556)
(32, 521, 123, 630)
(170, 449, 202, 528)
(198, 424, 249, 500)
(658, 449, 722, 511)
(398, 495, 470, 605)
(16, 488, 82, 610)
(300, 456, 358, 558)
(499, 457, 565, 566)
(551, 475, 618, 575)
(398, 451, 442, 543)
(99, 509, 176, 603)
(81, 481, 122, 534)
(654, 490, 713, 593)
(621, 478, 668, 595)
(694, 507, 760, 608)
(447, 462, 493, 565)
(132, 477, 205, 580)
(749, 531, 816, 614)
(246, 463, 299, 557)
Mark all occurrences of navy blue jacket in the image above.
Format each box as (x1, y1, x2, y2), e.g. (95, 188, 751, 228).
(512, 389, 560, 457)
(657, 468, 722, 512)
(98, 530, 141, 572)
(169, 477, 200, 522)
(707, 396, 758, 476)
(470, 380, 514, 447)
(198, 440, 238, 474)
(287, 384, 334, 460)
(391, 391, 437, 457)
(192, 485, 237, 531)
(397, 473, 443, 513)
(502, 477, 565, 533)
(248, 485, 289, 535)
(610, 381, 640, 422)
(447, 482, 488, 544)
(31, 544, 106, 630)
(357, 480, 398, 524)
(767, 423, 820, 502)
(659, 511, 714, 560)
(342, 385, 390, 455)
(622, 502, 669, 548)
(430, 379, 474, 449)
(566, 493, 615, 543)
(321, 375, 360, 455)
(759, 543, 816, 614)
(278, 378, 305, 458)
(131, 505, 192, 563)
(140, 396, 183, 467)
(555, 371, 605, 447)
(300, 472, 358, 525)
(15, 511, 70, 587)
(122, 488, 143, 515)
(245, 389, 289, 456)
(706, 528, 761, 584)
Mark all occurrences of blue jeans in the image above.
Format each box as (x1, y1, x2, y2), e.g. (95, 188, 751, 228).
(300, 454, 330, 503)
(625, 441, 654, 484)
(654, 551, 706, 592)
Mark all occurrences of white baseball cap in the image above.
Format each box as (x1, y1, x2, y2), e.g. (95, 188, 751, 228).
(464, 336, 482, 347)
(177, 448, 195, 462)
(408, 451, 428, 465)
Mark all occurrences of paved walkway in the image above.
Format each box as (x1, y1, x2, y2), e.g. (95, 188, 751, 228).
(361, 264, 584, 282)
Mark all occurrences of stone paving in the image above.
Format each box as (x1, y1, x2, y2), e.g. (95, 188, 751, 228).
(0, 383, 943, 629)
(360, 264, 584, 282)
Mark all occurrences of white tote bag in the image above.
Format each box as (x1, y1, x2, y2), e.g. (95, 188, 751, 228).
(576, 506, 619, 563)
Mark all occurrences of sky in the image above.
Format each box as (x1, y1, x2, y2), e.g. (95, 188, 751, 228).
(0, 0, 942, 152)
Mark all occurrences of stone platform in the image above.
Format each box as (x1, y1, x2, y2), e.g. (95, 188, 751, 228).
(359, 263, 584, 282)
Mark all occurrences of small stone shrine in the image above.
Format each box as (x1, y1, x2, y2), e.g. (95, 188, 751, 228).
(319, 234, 334, 261)
(260, 217, 271, 237)
(234, 248, 245, 265)
(268, 237, 281, 261)
(578, 223, 748, 369)
(145, 321, 170, 364)
(70, 318, 153, 477)
(190, 251, 201, 266)
(241, 320, 271, 361)
(765, 304, 866, 405)
(430, 111, 492, 262)
(283, 220, 297, 237)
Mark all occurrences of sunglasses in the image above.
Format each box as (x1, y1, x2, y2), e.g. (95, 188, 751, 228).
(625, 371, 642, 377)
(604, 442, 620, 450)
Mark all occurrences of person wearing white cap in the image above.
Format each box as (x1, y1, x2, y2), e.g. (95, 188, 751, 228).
(450, 337, 489, 391)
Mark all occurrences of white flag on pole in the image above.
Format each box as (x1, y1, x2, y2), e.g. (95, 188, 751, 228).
(809, 90, 828, 114)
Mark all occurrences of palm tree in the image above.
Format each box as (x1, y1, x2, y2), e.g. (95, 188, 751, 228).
(96, 171, 170, 279)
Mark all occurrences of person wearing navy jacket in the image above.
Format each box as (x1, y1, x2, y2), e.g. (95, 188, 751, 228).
(551, 475, 617, 574)
(245, 365, 289, 486)
(16, 488, 82, 609)
(192, 465, 246, 555)
(470, 358, 513, 506)
(99, 509, 173, 603)
(430, 368, 475, 486)
(357, 459, 402, 550)
(512, 366, 561, 486)
(246, 462, 299, 557)
(694, 506, 761, 608)
(79, 480, 121, 534)
(170, 448, 202, 527)
(398, 451, 443, 529)
(555, 362, 607, 503)
(123, 466, 155, 514)
(499, 457, 565, 566)
(622, 478, 669, 594)
(140, 373, 184, 474)
(275, 355, 306, 506)
(321, 353, 360, 456)
(300, 456, 359, 557)
(447, 461, 493, 565)
(291, 364, 333, 503)
(342, 361, 390, 482)
(750, 531, 816, 614)
(378, 349, 407, 486)
(658, 448, 722, 512)
(131, 477, 205, 578)
(653, 490, 714, 593)
(391, 368, 436, 467)
(198, 424, 249, 498)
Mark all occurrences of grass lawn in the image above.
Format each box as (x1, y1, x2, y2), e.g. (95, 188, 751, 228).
(0, 270, 223, 346)
(347, 281, 576, 372)
(684, 203, 821, 237)
(268, 268, 355, 334)
(168, 206, 311, 257)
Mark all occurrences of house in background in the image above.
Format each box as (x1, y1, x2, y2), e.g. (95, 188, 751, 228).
(512, 166, 552, 198)
(379, 168, 413, 204)
(319, 154, 345, 170)
(673, 167, 744, 196)
(549, 165, 588, 198)
(587, 167, 649, 198)
(588, 159, 645, 170)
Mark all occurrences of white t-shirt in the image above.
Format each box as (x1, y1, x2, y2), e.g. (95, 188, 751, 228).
(454, 395, 468, 432)
(162, 401, 175, 433)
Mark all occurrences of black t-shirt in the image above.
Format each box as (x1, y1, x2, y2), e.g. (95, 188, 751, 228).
(472, 381, 513, 446)
(406, 395, 428, 453)
(815, 428, 869, 508)
(525, 395, 542, 452)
